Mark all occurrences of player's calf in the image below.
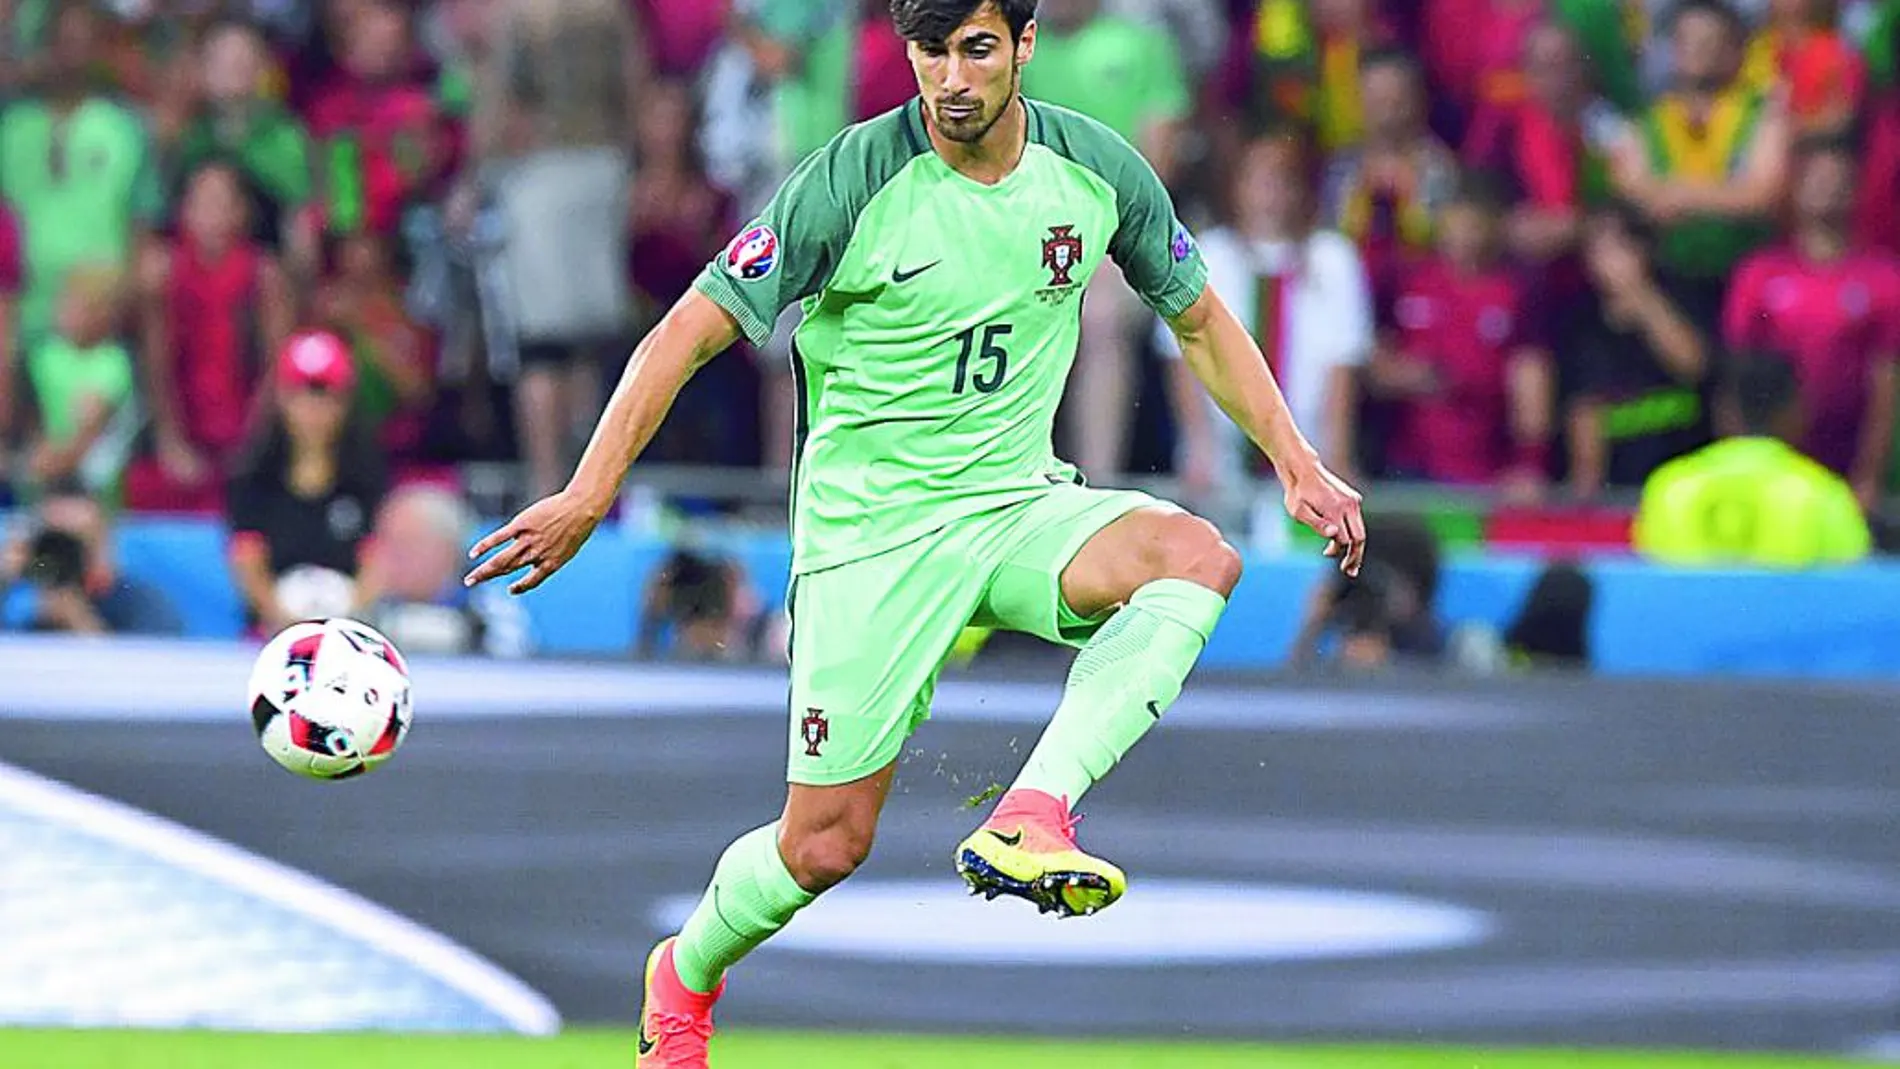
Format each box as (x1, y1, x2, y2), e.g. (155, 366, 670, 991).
(778, 770, 892, 892)
(780, 820, 876, 892)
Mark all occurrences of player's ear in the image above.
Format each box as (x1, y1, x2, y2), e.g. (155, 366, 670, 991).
(1017, 19, 1035, 66)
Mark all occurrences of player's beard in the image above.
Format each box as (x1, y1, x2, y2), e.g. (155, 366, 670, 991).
(933, 67, 1018, 145)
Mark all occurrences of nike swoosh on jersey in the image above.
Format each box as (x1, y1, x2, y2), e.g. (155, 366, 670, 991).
(1147, 700, 1163, 720)
(990, 828, 1025, 847)
(892, 261, 941, 283)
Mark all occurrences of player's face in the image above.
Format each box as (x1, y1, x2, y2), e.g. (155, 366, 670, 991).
(908, 6, 1034, 145)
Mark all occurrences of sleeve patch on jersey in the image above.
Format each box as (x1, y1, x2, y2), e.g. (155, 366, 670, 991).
(1171, 225, 1195, 264)
(724, 225, 780, 282)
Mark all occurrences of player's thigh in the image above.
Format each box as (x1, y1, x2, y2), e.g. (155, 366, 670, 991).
(976, 485, 1166, 648)
(787, 539, 978, 787)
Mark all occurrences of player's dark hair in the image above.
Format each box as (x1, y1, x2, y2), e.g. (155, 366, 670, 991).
(1665, 0, 1745, 40)
(1728, 351, 1800, 435)
(890, 0, 1037, 44)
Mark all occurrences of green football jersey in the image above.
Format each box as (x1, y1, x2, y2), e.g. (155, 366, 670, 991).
(694, 99, 1209, 575)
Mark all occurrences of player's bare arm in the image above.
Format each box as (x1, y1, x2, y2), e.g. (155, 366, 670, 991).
(464, 290, 742, 594)
(1164, 286, 1367, 575)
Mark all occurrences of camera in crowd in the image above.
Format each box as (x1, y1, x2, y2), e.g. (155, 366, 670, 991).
(22, 526, 90, 591)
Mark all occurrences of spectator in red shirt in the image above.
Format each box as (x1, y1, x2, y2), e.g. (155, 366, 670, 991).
(305, 0, 445, 237)
(131, 161, 295, 514)
(1723, 138, 1900, 507)
(1854, 20, 1900, 255)
(633, 0, 726, 79)
(1422, 0, 1547, 134)
(854, 0, 918, 122)
(1321, 49, 1459, 299)
(1368, 177, 1555, 492)
(1742, 0, 1865, 137)
(1465, 21, 1618, 279)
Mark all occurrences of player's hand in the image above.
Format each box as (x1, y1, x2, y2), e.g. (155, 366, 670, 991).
(1280, 459, 1367, 577)
(464, 489, 608, 596)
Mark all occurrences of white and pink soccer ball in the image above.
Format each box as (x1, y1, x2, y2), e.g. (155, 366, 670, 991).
(247, 618, 413, 780)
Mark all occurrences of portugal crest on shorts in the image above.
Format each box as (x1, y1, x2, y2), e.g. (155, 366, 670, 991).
(801, 707, 829, 757)
(1042, 225, 1083, 287)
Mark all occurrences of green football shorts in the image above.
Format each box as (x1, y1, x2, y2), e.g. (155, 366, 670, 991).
(785, 483, 1167, 786)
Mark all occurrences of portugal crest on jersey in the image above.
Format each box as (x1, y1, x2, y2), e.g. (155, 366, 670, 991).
(724, 225, 779, 282)
(1042, 225, 1083, 287)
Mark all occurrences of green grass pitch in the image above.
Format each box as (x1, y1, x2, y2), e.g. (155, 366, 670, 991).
(0, 1030, 1888, 1069)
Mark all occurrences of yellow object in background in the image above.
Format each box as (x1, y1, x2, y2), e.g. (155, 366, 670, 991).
(949, 626, 992, 666)
(1633, 438, 1871, 569)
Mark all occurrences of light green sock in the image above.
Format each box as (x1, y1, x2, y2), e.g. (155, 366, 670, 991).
(1009, 578, 1227, 805)
(671, 822, 815, 994)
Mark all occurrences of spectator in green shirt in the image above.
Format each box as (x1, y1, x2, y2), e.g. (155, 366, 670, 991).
(1022, 0, 1191, 183)
(167, 18, 316, 254)
(23, 264, 138, 505)
(0, 0, 163, 350)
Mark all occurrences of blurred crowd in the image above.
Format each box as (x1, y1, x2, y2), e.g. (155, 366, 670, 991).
(0, 0, 1897, 655)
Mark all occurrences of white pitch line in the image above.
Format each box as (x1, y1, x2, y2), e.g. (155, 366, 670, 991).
(0, 637, 1517, 730)
(0, 759, 561, 1035)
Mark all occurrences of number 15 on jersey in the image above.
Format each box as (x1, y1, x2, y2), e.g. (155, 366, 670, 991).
(951, 323, 1013, 395)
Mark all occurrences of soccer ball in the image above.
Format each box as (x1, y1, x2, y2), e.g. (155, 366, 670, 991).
(247, 618, 413, 780)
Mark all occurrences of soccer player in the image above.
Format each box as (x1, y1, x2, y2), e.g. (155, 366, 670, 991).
(464, 2, 1366, 1065)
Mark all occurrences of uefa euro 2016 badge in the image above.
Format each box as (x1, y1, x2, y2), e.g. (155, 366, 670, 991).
(725, 225, 780, 282)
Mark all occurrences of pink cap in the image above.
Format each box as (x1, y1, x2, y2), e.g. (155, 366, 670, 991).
(276, 330, 356, 393)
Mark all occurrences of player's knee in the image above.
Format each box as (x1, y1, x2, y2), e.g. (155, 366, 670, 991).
(1153, 514, 1243, 597)
(781, 822, 875, 893)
